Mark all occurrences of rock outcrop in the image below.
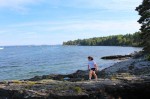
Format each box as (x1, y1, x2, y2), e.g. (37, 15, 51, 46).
(101, 55, 132, 60)
(0, 77, 150, 99)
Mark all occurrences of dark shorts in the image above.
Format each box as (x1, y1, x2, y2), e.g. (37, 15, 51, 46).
(90, 68, 96, 71)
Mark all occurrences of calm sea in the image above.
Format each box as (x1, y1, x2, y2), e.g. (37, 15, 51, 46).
(0, 46, 142, 81)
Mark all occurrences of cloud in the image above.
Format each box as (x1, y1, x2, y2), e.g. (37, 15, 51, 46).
(0, 30, 7, 34)
(39, 20, 140, 35)
(0, 0, 43, 11)
(100, 0, 142, 10)
(3, 19, 140, 35)
(0, 20, 141, 45)
(47, 0, 142, 11)
(0, 0, 142, 13)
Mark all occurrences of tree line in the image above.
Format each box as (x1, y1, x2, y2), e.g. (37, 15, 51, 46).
(63, 32, 142, 46)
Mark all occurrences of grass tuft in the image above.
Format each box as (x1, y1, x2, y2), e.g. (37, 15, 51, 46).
(73, 86, 82, 93)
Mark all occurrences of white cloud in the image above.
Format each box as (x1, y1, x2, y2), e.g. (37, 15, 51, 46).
(0, 0, 40, 6)
(0, 0, 43, 11)
(0, 0, 142, 12)
(47, 0, 142, 11)
(0, 20, 141, 45)
(102, 0, 142, 10)
(3, 20, 140, 35)
(40, 20, 140, 35)
(0, 30, 7, 34)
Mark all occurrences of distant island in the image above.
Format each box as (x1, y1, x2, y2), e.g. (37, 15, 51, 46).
(63, 32, 141, 47)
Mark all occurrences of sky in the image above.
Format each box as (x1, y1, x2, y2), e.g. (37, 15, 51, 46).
(0, 0, 142, 46)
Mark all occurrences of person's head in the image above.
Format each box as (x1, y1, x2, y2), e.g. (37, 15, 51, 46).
(88, 56, 94, 61)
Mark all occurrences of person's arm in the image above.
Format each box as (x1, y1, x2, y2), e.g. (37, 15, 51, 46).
(94, 63, 98, 71)
(88, 65, 90, 70)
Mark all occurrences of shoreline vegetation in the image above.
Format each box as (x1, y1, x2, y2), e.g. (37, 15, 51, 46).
(63, 32, 142, 47)
(0, 51, 150, 99)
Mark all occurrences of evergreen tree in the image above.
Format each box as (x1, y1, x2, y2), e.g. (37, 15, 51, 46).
(136, 0, 150, 53)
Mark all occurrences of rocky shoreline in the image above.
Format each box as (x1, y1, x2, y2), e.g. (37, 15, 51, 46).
(101, 55, 132, 60)
(0, 52, 150, 99)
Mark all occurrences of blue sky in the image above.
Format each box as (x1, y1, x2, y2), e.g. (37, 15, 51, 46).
(0, 0, 142, 45)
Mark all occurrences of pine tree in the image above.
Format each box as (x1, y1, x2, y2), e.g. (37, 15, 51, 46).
(136, 0, 150, 53)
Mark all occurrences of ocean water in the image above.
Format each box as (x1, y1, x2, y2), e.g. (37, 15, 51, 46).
(0, 46, 142, 81)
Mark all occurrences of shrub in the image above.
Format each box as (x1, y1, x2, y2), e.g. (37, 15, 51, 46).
(12, 80, 22, 84)
(147, 54, 150, 61)
(110, 75, 117, 80)
(26, 81, 37, 85)
(2, 81, 8, 84)
(73, 86, 82, 93)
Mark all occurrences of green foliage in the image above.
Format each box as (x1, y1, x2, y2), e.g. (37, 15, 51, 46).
(12, 80, 22, 84)
(110, 75, 117, 80)
(2, 81, 8, 84)
(26, 81, 37, 85)
(73, 86, 82, 93)
(147, 54, 150, 61)
(63, 32, 142, 46)
(136, 0, 150, 53)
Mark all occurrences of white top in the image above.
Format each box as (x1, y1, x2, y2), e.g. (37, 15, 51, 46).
(88, 61, 96, 69)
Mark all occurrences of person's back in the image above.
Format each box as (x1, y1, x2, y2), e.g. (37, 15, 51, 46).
(88, 56, 98, 81)
(88, 60, 96, 69)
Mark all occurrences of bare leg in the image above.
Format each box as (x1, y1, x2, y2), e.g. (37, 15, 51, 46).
(89, 70, 92, 80)
(92, 71, 98, 81)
